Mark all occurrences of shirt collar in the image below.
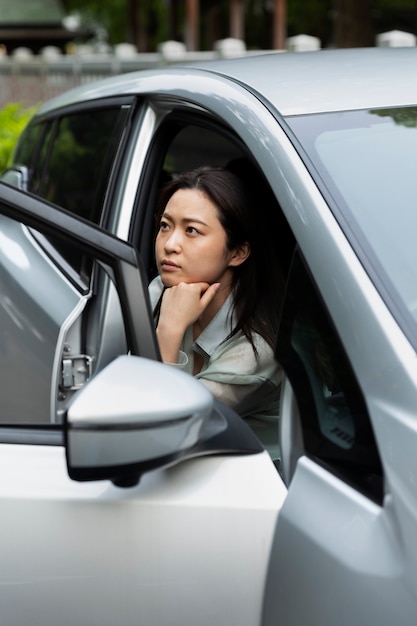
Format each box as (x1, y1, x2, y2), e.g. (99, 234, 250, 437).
(194, 292, 237, 357)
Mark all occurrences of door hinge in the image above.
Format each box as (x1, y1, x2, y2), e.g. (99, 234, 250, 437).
(61, 353, 93, 391)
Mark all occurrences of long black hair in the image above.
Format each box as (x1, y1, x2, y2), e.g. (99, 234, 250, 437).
(155, 165, 284, 352)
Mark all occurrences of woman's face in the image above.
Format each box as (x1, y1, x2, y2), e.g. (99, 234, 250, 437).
(155, 188, 244, 288)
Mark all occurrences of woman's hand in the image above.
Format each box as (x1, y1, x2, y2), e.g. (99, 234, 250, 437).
(156, 282, 220, 364)
(160, 282, 220, 332)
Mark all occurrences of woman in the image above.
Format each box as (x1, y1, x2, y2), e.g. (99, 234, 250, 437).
(149, 165, 283, 433)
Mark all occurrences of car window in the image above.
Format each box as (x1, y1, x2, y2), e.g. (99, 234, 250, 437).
(12, 119, 46, 169)
(276, 250, 384, 503)
(37, 109, 128, 221)
(163, 124, 245, 174)
(30, 123, 54, 195)
(132, 114, 295, 464)
(135, 121, 250, 277)
(15, 105, 131, 275)
(135, 116, 294, 280)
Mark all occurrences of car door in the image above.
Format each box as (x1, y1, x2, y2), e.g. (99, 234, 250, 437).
(0, 190, 88, 424)
(261, 248, 417, 626)
(0, 98, 136, 424)
(0, 183, 287, 626)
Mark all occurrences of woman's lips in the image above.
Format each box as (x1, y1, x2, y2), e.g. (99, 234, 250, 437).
(160, 260, 180, 271)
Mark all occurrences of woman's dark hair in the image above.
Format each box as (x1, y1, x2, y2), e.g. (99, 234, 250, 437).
(155, 164, 284, 351)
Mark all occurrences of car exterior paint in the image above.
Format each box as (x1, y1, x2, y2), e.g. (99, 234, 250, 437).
(0, 443, 283, 626)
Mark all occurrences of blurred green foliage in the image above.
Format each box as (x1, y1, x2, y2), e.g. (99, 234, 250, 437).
(64, 0, 169, 49)
(0, 103, 37, 174)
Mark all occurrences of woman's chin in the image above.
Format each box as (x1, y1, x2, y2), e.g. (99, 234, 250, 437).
(160, 275, 182, 288)
(161, 276, 202, 288)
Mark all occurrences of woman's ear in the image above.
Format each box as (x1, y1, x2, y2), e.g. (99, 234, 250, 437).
(229, 242, 251, 267)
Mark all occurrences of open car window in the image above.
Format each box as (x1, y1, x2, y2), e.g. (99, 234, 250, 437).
(131, 111, 296, 462)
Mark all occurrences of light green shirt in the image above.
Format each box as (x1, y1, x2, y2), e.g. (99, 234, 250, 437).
(149, 276, 282, 458)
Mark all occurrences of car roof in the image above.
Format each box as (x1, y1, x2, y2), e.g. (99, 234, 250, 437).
(198, 47, 417, 115)
(38, 47, 417, 117)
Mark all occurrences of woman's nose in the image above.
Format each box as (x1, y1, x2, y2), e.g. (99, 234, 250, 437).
(164, 229, 181, 252)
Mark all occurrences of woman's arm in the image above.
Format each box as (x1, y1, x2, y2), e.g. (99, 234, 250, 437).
(196, 333, 282, 413)
(156, 281, 220, 364)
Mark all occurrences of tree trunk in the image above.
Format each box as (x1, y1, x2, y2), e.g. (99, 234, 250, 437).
(127, 0, 138, 47)
(230, 0, 244, 40)
(273, 0, 287, 50)
(126, 0, 149, 52)
(185, 0, 199, 50)
(168, 0, 181, 41)
(333, 0, 373, 48)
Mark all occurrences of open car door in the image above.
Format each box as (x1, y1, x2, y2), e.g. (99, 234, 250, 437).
(0, 183, 287, 626)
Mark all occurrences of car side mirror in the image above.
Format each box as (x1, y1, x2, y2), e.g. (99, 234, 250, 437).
(0, 165, 29, 191)
(65, 355, 213, 487)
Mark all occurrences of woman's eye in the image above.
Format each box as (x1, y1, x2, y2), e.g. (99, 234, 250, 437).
(159, 221, 169, 231)
(186, 226, 199, 235)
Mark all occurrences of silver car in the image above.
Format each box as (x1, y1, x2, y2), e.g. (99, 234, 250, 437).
(1, 46, 417, 625)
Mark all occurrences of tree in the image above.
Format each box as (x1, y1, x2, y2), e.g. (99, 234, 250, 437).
(61, 0, 417, 52)
(63, 0, 127, 45)
(333, 0, 373, 47)
(287, 0, 332, 47)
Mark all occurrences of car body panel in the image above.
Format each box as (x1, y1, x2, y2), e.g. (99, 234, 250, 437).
(0, 443, 285, 626)
(262, 456, 416, 626)
(0, 215, 85, 423)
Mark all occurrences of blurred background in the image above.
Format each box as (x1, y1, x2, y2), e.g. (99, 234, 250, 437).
(1, 0, 417, 54)
(0, 0, 416, 169)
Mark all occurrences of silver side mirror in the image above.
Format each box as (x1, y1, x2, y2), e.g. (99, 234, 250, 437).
(0, 166, 29, 191)
(66, 355, 213, 487)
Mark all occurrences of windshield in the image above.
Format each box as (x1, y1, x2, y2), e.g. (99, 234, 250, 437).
(287, 107, 417, 347)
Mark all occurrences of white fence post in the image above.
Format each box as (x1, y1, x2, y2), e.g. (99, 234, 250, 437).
(286, 34, 321, 52)
(214, 38, 246, 58)
(157, 40, 187, 62)
(376, 30, 416, 47)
